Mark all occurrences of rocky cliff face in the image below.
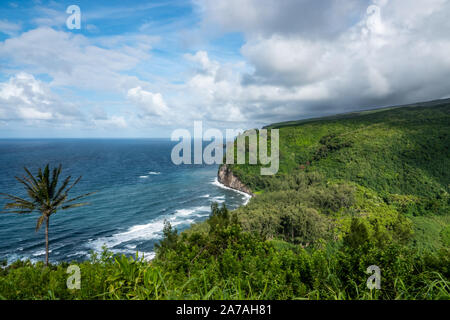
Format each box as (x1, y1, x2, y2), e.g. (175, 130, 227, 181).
(217, 164, 253, 196)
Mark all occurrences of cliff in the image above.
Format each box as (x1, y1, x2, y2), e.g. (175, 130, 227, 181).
(217, 164, 253, 196)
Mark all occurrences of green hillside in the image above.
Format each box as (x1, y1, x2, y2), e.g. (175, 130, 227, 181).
(230, 100, 449, 251)
(235, 100, 449, 198)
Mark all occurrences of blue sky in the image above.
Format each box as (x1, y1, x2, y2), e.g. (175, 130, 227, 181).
(1, 0, 450, 137)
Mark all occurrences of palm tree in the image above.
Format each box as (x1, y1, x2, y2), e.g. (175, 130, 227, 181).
(1, 164, 94, 266)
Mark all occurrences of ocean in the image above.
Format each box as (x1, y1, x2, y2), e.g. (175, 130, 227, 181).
(0, 139, 249, 263)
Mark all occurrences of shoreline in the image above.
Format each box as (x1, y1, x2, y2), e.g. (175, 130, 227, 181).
(212, 177, 253, 206)
(1, 167, 252, 265)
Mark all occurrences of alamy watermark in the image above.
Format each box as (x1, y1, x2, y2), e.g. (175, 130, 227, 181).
(66, 5, 81, 30)
(170, 121, 279, 175)
(366, 265, 381, 290)
(66, 265, 81, 290)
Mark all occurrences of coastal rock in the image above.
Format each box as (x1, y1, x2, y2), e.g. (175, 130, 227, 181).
(217, 165, 253, 196)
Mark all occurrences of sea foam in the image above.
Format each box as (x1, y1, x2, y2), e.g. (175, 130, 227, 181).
(87, 206, 210, 254)
(211, 178, 252, 205)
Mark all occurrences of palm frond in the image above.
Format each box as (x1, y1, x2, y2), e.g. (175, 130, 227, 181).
(37, 167, 43, 181)
(2, 209, 35, 214)
(52, 194, 68, 209)
(1, 195, 35, 213)
(53, 176, 84, 208)
(14, 176, 39, 201)
(4, 202, 35, 210)
(17, 175, 39, 192)
(43, 164, 50, 203)
(65, 176, 82, 194)
(65, 192, 96, 204)
(35, 168, 49, 206)
(43, 164, 50, 183)
(35, 215, 45, 232)
(0, 193, 34, 205)
(19, 175, 42, 202)
(52, 175, 72, 202)
(36, 165, 50, 204)
(23, 167, 39, 187)
(4, 166, 93, 214)
(62, 202, 90, 210)
(49, 165, 62, 199)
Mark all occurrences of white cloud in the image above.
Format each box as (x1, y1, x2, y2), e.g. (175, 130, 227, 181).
(0, 26, 179, 133)
(0, 20, 21, 36)
(0, 72, 79, 121)
(191, 0, 450, 123)
(3, 1, 450, 135)
(0, 73, 63, 120)
(0, 73, 131, 131)
(181, 50, 340, 124)
(18, 107, 53, 120)
(185, 51, 220, 74)
(195, 0, 369, 38)
(93, 116, 128, 129)
(0, 27, 153, 92)
(127, 86, 169, 117)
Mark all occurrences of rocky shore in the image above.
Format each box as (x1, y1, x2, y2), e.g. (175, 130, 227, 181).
(217, 164, 253, 196)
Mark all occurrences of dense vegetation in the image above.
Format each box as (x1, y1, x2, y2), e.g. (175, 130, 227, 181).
(0, 205, 448, 300)
(232, 101, 450, 251)
(0, 100, 449, 300)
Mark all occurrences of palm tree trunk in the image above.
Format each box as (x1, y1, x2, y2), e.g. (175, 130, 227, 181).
(45, 216, 49, 267)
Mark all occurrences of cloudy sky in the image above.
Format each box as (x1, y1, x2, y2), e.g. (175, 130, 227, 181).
(1, 0, 450, 137)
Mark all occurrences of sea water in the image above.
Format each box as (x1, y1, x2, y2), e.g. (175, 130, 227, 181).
(0, 139, 249, 263)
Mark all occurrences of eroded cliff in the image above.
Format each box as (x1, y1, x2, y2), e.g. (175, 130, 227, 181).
(217, 164, 253, 196)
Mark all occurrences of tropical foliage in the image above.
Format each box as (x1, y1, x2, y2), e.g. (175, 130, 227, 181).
(0, 204, 448, 300)
(0, 101, 449, 300)
(0, 164, 93, 266)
